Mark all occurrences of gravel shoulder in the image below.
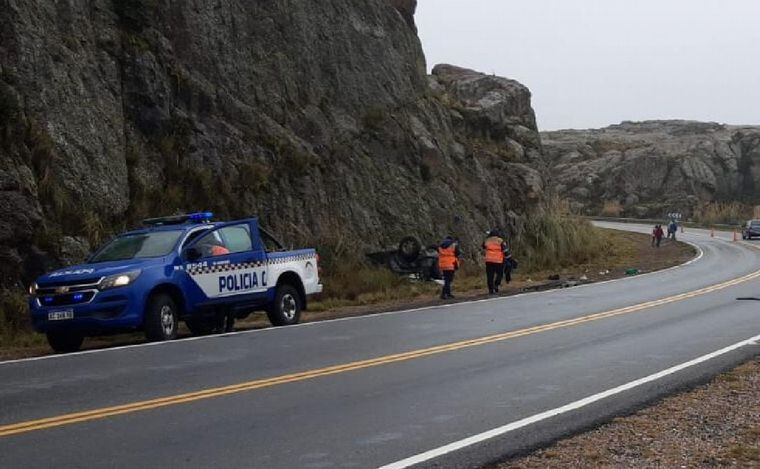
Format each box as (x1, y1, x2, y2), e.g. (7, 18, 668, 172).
(492, 357, 760, 468)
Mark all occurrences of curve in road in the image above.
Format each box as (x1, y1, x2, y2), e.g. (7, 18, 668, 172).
(1, 223, 759, 468)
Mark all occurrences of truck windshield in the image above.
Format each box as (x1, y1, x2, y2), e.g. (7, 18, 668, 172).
(90, 230, 183, 262)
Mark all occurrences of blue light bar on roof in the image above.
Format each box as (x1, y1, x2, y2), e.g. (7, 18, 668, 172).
(188, 212, 214, 222)
(142, 212, 214, 226)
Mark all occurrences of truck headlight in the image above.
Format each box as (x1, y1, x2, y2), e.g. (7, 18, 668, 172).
(28, 282, 38, 295)
(99, 270, 142, 290)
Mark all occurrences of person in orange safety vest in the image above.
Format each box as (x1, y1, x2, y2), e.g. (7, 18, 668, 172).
(437, 235, 460, 300)
(482, 229, 508, 294)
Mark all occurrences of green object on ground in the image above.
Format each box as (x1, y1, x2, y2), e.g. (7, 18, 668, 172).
(625, 268, 640, 276)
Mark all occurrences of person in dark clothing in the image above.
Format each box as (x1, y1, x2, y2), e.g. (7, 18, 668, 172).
(502, 244, 515, 284)
(214, 308, 236, 333)
(667, 220, 678, 240)
(438, 236, 460, 299)
(482, 229, 509, 294)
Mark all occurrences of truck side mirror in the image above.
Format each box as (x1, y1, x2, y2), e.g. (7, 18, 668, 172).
(184, 247, 202, 261)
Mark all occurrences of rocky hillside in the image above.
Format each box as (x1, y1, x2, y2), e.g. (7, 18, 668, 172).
(0, 0, 544, 289)
(542, 121, 760, 217)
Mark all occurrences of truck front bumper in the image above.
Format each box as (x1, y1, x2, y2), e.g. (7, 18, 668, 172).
(30, 288, 145, 335)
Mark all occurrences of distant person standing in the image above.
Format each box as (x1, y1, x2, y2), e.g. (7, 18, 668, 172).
(502, 242, 516, 284)
(667, 220, 678, 240)
(438, 236, 460, 299)
(654, 224, 665, 247)
(482, 229, 508, 294)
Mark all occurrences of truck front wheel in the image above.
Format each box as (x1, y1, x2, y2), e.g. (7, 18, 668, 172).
(46, 331, 84, 353)
(267, 284, 302, 326)
(145, 293, 179, 341)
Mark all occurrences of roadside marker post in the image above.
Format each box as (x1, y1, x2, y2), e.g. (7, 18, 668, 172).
(733, 230, 738, 242)
(710, 228, 715, 238)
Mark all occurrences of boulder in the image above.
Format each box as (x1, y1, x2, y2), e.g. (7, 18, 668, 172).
(541, 120, 760, 217)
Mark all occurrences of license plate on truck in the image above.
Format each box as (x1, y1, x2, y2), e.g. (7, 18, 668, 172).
(48, 309, 74, 321)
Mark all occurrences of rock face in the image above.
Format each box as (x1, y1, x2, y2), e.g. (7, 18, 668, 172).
(542, 121, 760, 217)
(0, 0, 544, 289)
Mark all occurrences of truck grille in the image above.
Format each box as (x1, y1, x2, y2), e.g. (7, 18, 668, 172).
(36, 279, 101, 306)
(38, 291, 96, 307)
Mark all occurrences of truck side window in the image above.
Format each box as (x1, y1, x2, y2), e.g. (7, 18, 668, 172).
(194, 230, 229, 257)
(219, 225, 252, 253)
(181, 228, 210, 250)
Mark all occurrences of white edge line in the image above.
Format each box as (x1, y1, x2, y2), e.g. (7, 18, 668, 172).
(0, 227, 725, 367)
(378, 332, 760, 469)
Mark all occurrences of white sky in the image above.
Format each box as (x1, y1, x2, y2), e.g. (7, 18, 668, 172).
(416, 0, 760, 130)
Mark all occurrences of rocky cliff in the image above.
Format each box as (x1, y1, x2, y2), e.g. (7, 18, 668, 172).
(0, 0, 544, 289)
(542, 121, 760, 217)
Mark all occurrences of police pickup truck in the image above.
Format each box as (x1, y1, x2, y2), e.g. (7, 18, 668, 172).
(28, 213, 323, 353)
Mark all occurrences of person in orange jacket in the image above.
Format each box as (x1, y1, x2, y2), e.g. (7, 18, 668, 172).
(482, 229, 508, 294)
(438, 236, 460, 299)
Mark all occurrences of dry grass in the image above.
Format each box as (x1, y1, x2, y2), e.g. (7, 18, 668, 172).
(692, 201, 753, 225)
(515, 205, 616, 273)
(600, 200, 624, 217)
(0, 289, 45, 350)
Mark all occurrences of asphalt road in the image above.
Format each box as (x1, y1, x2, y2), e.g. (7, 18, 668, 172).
(1, 222, 759, 469)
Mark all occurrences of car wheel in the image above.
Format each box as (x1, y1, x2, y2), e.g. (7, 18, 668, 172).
(145, 293, 179, 341)
(398, 236, 421, 262)
(267, 284, 302, 326)
(185, 317, 215, 336)
(46, 331, 84, 353)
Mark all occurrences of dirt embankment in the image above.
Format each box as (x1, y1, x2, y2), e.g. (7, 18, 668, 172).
(493, 358, 760, 468)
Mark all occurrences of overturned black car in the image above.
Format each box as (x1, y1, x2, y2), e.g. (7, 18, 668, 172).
(366, 236, 442, 280)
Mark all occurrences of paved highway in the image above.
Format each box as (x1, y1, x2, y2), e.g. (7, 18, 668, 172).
(1, 222, 759, 468)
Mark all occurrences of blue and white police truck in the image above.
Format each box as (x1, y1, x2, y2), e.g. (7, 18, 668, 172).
(28, 213, 323, 353)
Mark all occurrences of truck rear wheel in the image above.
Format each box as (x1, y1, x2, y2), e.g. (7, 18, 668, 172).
(46, 331, 84, 353)
(145, 293, 179, 341)
(267, 284, 302, 326)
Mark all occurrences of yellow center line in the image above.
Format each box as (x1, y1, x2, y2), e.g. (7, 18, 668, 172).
(2, 268, 759, 438)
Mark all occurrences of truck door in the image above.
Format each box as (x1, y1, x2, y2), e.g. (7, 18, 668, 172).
(182, 222, 269, 305)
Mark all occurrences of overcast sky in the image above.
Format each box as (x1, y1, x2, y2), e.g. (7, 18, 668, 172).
(416, 0, 760, 130)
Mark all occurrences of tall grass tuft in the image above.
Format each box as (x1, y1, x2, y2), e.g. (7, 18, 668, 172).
(600, 200, 624, 217)
(692, 202, 752, 225)
(0, 288, 38, 346)
(516, 199, 614, 272)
